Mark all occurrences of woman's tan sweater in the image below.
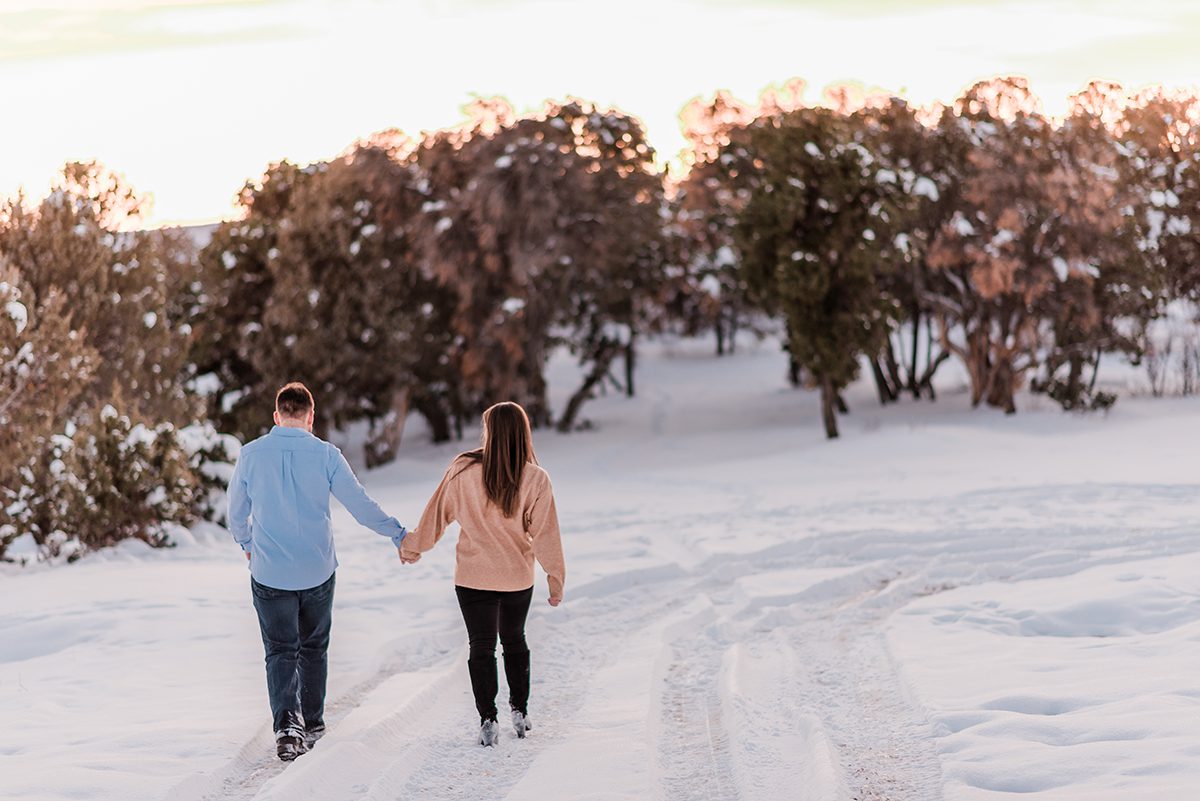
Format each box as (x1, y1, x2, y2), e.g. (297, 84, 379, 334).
(403, 456, 565, 599)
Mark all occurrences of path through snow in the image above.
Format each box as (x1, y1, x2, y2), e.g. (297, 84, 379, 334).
(5, 338, 1200, 801)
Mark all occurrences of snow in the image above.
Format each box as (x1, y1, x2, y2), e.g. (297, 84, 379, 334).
(1165, 216, 1192, 235)
(5, 299, 27, 333)
(1052, 256, 1070, 282)
(714, 245, 736, 267)
(435, 217, 453, 234)
(6, 338, 1200, 800)
(890, 556, 1200, 800)
(220, 388, 246, 414)
(189, 373, 221, 397)
(495, 155, 514, 169)
(913, 176, 940, 201)
(804, 141, 822, 157)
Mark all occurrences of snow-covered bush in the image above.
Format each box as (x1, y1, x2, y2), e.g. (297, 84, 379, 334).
(4, 407, 234, 563)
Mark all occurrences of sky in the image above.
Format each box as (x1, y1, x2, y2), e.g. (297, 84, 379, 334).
(2, 0, 1199, 227)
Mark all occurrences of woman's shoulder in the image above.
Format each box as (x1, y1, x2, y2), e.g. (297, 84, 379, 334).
(445, 451, 482, 477)
(524, 462, 552, 487)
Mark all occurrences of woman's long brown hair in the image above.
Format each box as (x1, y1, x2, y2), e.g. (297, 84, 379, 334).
(459, 402, 537, 518)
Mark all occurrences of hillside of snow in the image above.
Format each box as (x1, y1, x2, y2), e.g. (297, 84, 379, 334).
(4, 336, 1200, 801)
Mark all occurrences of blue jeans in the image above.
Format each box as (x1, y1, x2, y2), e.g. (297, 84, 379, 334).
(251, 572, 335, 734)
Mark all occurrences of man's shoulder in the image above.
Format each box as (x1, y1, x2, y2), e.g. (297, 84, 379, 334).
(240, 430, 336, 457)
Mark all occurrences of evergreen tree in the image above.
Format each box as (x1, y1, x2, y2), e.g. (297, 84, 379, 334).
(733, 106, 893, 438)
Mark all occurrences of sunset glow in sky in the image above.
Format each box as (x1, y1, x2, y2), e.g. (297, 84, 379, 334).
(3, 0, 1199, 227)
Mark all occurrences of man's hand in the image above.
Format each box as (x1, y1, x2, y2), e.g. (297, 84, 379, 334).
(548, 595, 561, 607)
(399, 548, 421, 564)
(245, 551, 251, 561)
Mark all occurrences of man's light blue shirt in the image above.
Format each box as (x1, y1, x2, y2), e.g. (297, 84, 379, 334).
(227, 425, 406, 590)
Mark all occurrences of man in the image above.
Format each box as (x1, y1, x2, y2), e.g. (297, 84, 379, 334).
(227, 382, 408, 761)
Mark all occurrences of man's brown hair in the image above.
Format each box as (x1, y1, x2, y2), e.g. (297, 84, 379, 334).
(275, 382, 314, 418)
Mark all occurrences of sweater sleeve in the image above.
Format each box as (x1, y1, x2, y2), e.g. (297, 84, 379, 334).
(526, 473, 565, 600)
(405, 462, 460, 556)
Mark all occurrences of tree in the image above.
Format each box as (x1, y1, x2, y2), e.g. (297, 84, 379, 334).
(854, 97, 955, 402)
(733, 106, 893, 438)
(0, 163, 224, 561)
(191, 148, 457, 460)
(415, 98, 664, 430)
(190, 160, 310, 440)
(1029, 82, 1163, 409)
(674, 90, 764, 356)
(0, 162, 200, 424)
(925, 78, 1130, 413)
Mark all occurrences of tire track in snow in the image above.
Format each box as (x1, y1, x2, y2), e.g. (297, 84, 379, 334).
(162, 630, 461, 801)
(384, 584, 699, 801)
(165, 485, 1200, 801)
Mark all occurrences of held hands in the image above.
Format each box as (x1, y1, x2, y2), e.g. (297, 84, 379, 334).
(398, 548, 421, 564)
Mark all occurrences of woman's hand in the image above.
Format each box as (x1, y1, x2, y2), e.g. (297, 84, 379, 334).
(548, 595, 561, 607)
(399, 548, 421, 564)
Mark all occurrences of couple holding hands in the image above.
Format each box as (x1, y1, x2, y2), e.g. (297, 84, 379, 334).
(227, 382, 566, 760)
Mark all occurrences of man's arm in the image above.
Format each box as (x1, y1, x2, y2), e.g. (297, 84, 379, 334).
(227, 455, 252, 553)
(328, 447, 407, 547)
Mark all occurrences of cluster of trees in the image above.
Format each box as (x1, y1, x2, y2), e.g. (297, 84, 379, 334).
(0, 164, 235, 562)
(191, 99, 684, 462)
(677, 77, 1200, 436)
(4, 76, 1199, 561)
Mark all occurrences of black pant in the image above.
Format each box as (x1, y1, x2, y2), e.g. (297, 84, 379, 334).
(455, 585, 533, 722)
(251, 572, 335, 734)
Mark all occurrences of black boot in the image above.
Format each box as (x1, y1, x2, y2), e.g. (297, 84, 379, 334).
(303, 722, 326, 748)
(276, 731, 307, 762)
(503, 648, 530, 718)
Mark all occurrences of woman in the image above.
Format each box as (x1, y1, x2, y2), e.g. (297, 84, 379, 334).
(401, 401, 565, 747)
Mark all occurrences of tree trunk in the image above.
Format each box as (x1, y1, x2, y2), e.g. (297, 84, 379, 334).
(715, 321, 726, 356)
(909, 309, 921, 398)
(1065, 355, 1084, 407)
(365, 386, 411, 468)
(728, 306, 739, 354)
(624, 336, 636, 398)
(819, 375, 839, 439)
(313, 412, 331, 441)
(917, 350, 950, 400)
(413, 392, 452, 443)
(787, 354, 802, 388)
(870, 357, 895, 405)
(967, 331, 991, 408)
(1088, 348, 1102, 393)
(835, 392, 849, 414)
(883, 339, 904, 398)
(557, 341, 621, 433)
(986, 359, 1017, 414)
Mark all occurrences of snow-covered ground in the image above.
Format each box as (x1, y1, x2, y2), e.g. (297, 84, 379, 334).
(4, 336, 1200, 801)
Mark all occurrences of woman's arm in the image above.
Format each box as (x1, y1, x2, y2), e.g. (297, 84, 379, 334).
(402, 463, 459, 560)
(526, 474, 565, 603)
